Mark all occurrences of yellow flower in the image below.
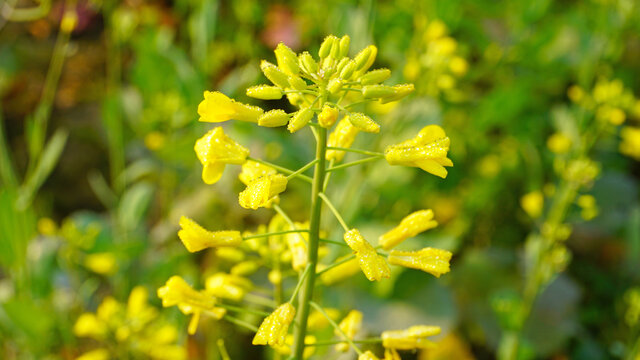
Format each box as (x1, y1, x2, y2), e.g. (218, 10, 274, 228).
(385, 348, 401, 360)
(177, 216, 242, 252)
(567, 85, 584, 103)
(547, 133, 572, 154)
(239, 160, 277, 185)
(157, 276, 226, 334)
(194, 127, 249, 184)
(449, 56, 468, 76)
(379, 209, 438, 250)
(520, 191, 544, 218)
(76, 349, 110, 360)
(205, 273, 252, 301)
(253, 303, 296, 346)
(326, 117, 360, 162)
(384, 125, 453, 178)
(74, 313, 108, 339)
(382, 325, 441, 350)
(197, 91, 263, 123)
(344, 229, 390, 281)
(318, 104, 339, 128)
(620, 126, 640, 160)
(285, 225, 309, 272)
(239, 174, 288, 210)
(335, 310, 363, 352)
(388, 248, 452, 277)
(37, 217, 57, 236)
(84, 253, 117, 275)
(359, 351, 381, 360)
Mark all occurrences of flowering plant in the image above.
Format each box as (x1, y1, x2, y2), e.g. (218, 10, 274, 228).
(158, 35, 454, 359)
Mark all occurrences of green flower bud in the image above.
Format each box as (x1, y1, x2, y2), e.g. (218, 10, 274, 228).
(288, 75, 307, 91)
(246, 85, 283, 100)
(260, 60, 290, 88)
(319, 36, 337, 59)
(340, 60, 357, 80)
(258, 109, 290, 127)
(275, 43, 299, 75)
(288, 108, 314, 133)
(360, 68, 391, 85)
(336, 57, 350, 74)
(339, 35, 351, 58)
(362, 85, 396, 99)
(330, 36, 341, 59)
(380, 84, 415, 104)
(348, 112, 380, 133)
(327, 78, 343, 95)
(354, 45, 377, 74)
(299, 52, 318, 75)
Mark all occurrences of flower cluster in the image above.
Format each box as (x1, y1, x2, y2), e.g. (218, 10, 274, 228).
(158, 35, 455, 359)
(74, 287, 185, 360)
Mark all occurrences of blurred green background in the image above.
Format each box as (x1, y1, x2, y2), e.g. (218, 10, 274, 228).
(1, 0, 639, 359)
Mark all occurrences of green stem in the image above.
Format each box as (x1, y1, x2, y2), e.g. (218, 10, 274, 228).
(326, 146, 384, 157)
(309, 301, 363, 355)
(288, 264, 312, 303)
(243, 229, 309, 240)
(291, 127, 327, 359)
(287, 159, 319, 181)
(307, 338, 383, 346)
(217, 303, 270, 317)
(318, 193, 349, 232)
(319, 238, 349, 247)
(315, 254, 356, 277)
(224, 314, 259, 332)
(247, 156, 313, 183)
(326, 156, 382, 172)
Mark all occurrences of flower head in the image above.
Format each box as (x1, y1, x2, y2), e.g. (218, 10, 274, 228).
(157, 276, 226, 334)
(239, 174, 288, 210)
(344, 229, 390, 281)
(379, 209, 438, 250)
(388, 247, 452, 277)
(382, 325, 441, 350)
(198, 91, 263, 123)
(194, 127, 249, 184)
(335, 310, 363, 352)
(326, 117, 360, 162)
(178, 216, 242, 252)
(253, 303, 296, 346)
(384, 125, 453, 178)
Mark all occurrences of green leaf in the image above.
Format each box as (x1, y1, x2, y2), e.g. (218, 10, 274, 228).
(117, 182, 154, 232)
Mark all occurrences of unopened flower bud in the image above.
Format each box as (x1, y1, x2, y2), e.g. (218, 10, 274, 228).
(288, 75, 307, 91)
(319, 36, 337, 59)
(381, 84, 415, 104)
(348, 113, 380, 133)
(246, 85, 283, 100)
(275, 43, 299, 75)
(288, 108, 314, 133)
(260, 60, 290, 88)
(327, 78, 344, 95)
(258, 110, 290, 127)
(360, 68, 391, 85)
(318, 105, 339, 128)
(340, 60, 357, 80)
(362, 85, 396, 99)
(338, 35, 351, 58)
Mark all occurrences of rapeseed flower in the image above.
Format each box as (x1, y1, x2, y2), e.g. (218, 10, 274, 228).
(379, 209, 438, 250)
(385, 125, 453, 178)
(344, 229, 390, 281)
(198, 91, 263, 123)
(388, 247, 452, 277)
(382, 325, 441, 350)
(239, 174, 288, 210)
(177, 216, 242, 252)
(253, 303, 296, 346)
(194, 127, 249, 184)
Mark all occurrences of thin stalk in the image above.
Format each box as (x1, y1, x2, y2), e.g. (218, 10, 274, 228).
(318, 193, 349, 232)
(309, 301, 363, 355)
(291, 127, 327, 359)
(326, 156, 382, 172)
(307, 338, 382, 346)
(326, 146, 384, 157)
(288, 264, 312, 303)
(272, 204, 307, 245)
(319, 238, 349, 247)
(243, 229, 309, 240)
(217, 339, 231, 360)
(224, 314, 259, 332)
(247, 156, 312, 183)
(244, 293, 276, 308)
(217, 303, 270, 317)
(287, 159, 318, 181)
(322, 159, 335, 192)
(315, 254, 356, 277)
